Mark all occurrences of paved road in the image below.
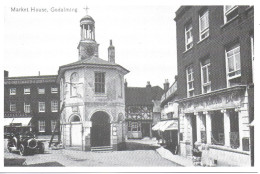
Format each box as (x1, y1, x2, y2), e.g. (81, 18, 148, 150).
(4, 140, 180, 167)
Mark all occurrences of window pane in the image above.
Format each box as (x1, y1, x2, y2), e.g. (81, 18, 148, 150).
(202, 67, 207, 83)
(235, 54, 241, 71)
(228, 57, 234, 72)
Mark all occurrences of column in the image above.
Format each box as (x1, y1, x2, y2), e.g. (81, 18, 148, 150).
(205, 111, 212, 144)
(237, 108, 245, 151)
(195, 112, 201, 143)
(82, 24, 85, 39)
(183, 114, 188, 142)
(149, 123, 152, 138)
(222, 109, 230, 147)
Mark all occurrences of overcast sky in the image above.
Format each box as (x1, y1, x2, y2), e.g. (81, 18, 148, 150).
(4, 0, 179, 88)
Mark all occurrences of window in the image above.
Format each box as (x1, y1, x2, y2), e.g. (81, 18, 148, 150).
(51, 120, 58, 132)
(70, 72, 79, 97)
(38, 102, 45, 112)
(38, 88, 45, 94)
(51, 87, 58, 93)
(24, 88, 30, 95)
(95, 72, 105, 93)
(224, 6, 238, 23)
(38, 120, 45, 132)
(10, 88, 16, 95)
(10, 102, 16, 112)
(199, 10, 209, 40)
(185, 22, 193, 50)
(128, 121, 141, 132)
(226, 44, 241, 87)
(186, 65, 194, 97)
(24, 103, 30, 113)
(51, 100, 58, 112)
(211, 111, 224, 146)
(201, 59, 211, 93)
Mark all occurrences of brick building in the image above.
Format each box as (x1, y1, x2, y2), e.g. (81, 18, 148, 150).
(4, 73, 60, 136)
(125, 81, 163, 139)
(174, 6, 254, 166)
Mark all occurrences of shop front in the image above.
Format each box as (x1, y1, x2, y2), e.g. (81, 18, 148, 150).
(178, 86, 251, 166)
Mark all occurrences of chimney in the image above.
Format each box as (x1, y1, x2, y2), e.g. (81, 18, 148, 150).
(124, 79, 128, 88)
(38, 71, 41, 76)
(146, 81, 151, 88)
(4, 70, 8, 78)
(164, 79, 170, 92)
(108, 40, 115, 63)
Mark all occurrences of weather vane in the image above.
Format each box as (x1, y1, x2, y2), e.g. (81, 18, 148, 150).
(83, 5, 89, 15)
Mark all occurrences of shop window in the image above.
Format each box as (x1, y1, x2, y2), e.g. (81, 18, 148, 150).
(199, 9, 209, 41)
(186, 65, 194, 97)
(226, 44, 241, 87)
(211, 111, 224, 145)
(224, 6, 238, 23)
(95, 72, 105, 93)
(185, 22, 193, 51)
(10, 88, 16, 95)
(229, 109, 240, 149)
(201, 58, 211, 93)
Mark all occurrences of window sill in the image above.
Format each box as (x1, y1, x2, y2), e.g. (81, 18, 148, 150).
(221, 15, 239, 29)
(24, 93, 30, 95)
(197, 35, 209, 45)
(183, 47, 193, 54)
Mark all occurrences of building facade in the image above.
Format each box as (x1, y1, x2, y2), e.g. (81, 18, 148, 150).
(57, 14, 129, 151)
(4, 73, 60, 136)
(125, 81, 164, 139)
(174, 6, 254, 166)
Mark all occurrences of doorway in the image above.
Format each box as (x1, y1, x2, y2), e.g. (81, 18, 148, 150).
(70, 115, 82, 146)
(90, 111, 111, 147)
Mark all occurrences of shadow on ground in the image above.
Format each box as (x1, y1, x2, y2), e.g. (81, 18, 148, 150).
(4, 158, 26, 166)
(123, 142, 159, 151)
(26, 161, 64, 167)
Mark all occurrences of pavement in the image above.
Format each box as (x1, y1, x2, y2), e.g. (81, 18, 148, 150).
(4, 138, 181, 167)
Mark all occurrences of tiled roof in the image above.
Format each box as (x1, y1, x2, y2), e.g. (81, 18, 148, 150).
(61, 57, 117, 67)
(125, 86, 164, 106)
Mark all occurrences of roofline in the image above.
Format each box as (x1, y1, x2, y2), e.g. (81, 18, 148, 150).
(5, 75, 57, 80)
(174, 6, 192, 21)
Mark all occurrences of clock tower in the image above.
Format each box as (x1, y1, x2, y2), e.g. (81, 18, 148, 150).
(77, 13, 99, 60)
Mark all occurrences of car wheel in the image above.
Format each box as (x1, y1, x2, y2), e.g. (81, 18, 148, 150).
(19, 144, 27, 156)
(7, 142, 12, 152)
(39, 143, 45, 154)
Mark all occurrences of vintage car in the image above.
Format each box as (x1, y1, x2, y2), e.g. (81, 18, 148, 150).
(7, 129, 45, 156)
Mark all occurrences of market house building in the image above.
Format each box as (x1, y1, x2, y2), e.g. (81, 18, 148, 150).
(174, 6, 254, 166)
(4, 72, 60, 136)
(57, 13, 129, 151)
(125, 81, 164, 139)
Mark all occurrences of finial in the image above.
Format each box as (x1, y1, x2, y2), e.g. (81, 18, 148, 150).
(83, 5, 89, 15)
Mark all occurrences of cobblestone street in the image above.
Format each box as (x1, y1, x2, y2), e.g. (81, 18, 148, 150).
(4, 140, 180, 167)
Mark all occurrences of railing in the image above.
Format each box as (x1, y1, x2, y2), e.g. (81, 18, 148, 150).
(230, 132, 240, 149)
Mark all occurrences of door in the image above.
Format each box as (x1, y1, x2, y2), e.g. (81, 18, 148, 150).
(141, 123, 150, 138)
(91, 111, 110, 147)
(71, 124, 82, 146)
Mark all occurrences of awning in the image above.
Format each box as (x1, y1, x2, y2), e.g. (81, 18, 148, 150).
(4, 118, 14, 126)
(4, 117, 32, 126)
(152, 120, 178, 132)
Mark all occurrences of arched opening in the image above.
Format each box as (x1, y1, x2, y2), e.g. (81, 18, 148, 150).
(69, 115, 82, 146)
(90, 111, 110, 147)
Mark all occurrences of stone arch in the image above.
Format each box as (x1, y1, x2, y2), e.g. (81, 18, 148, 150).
(69, 114, 81, 123)
(89, 109, 113, 123)
(90, 111, 111, 147)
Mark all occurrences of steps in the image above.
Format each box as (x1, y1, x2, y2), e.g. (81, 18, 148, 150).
(91, 146, 113, 152)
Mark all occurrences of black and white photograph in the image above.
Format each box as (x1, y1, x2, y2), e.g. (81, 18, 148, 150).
(2, 0, 257, 171)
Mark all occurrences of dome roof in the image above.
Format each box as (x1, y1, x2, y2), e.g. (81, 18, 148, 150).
(80, 15, 95, 23)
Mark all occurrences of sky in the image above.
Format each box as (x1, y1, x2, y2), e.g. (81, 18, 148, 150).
(4, 0, 179, 88)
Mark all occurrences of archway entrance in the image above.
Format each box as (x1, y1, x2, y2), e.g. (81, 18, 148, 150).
(90, 111, 110, 147)
(70, 115, 82, 146)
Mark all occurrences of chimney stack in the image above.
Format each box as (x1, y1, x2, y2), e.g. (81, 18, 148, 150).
(146, 81, 151, 88)
(38, 71, 41, 76)
(164, 79, 170, 92)
(4, 70, 9, 78)
(108, 40, 115, 63)
(124, 79, 128, 88)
